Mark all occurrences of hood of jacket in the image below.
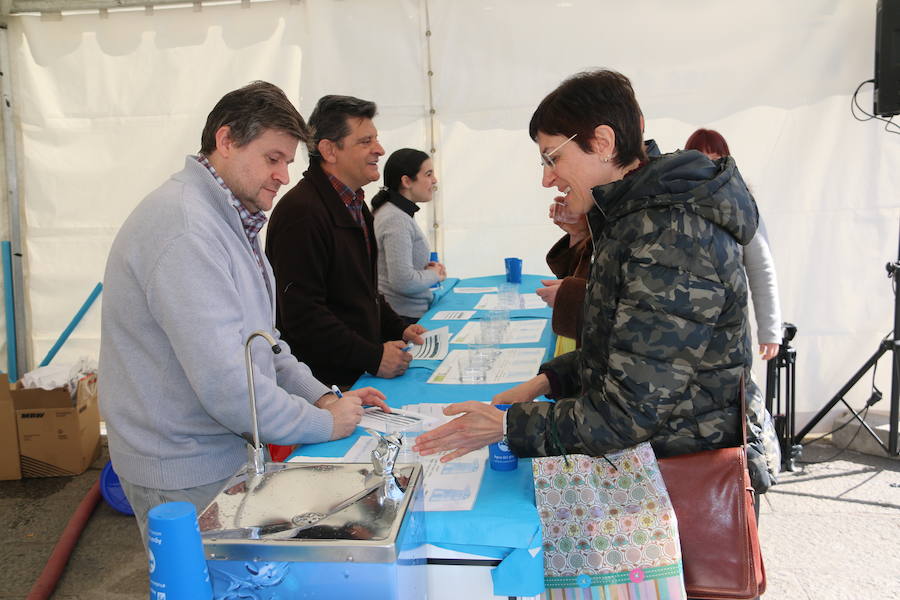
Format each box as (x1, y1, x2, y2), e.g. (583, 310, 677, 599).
(588, 149, 758, 245)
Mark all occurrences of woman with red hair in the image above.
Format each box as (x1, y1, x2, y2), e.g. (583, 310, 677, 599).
(684, 129, 781, 361)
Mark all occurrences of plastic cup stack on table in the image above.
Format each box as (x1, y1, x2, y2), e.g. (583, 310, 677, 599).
(461, 345, 487, 384)
(147, 501, 213, 600)
(482, 309, 508, 358)
(504, 257, 522, 284)
(498, 281, 519, 310)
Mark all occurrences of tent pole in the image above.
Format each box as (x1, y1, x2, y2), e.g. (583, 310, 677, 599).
(422, 0, 443, 258)
(0, 24, 30, 378)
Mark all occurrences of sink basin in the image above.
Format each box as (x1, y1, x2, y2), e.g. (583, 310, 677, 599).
(199, 461, 423, 564)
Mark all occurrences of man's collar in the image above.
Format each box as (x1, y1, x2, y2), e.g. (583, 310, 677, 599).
(320, 162, 363, 195)
(326, 171, 365, 205)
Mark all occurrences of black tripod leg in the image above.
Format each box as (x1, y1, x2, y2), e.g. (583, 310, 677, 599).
(796, 343, 889, 442)
(890, 341, 900, 455)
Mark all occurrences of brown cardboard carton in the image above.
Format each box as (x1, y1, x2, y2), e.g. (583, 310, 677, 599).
(0, 374, 22, 480)
(13, 374, 100, 477)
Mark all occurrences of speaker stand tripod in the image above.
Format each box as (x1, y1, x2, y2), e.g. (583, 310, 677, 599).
(765, 323, 802, 470)
(795, 219, 900, 457)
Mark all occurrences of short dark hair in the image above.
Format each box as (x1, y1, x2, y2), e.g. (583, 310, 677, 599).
(684, 128, 731, 157)
(528, 69, 645, 168)
(307, 95, 378, 161)
(200, 81, 308, 155)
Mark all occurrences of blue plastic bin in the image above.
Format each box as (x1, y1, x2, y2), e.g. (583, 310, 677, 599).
(100, 460, 134, 516)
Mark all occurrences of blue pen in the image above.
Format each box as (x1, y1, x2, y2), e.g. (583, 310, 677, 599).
(330, 385, 343, 398)
(403, 342, 414, 353)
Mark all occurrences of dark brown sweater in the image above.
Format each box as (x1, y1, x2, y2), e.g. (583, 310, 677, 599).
(545, 234, 592, 343)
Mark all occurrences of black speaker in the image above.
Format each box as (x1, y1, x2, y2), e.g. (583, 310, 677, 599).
(875, 0, 900, 116)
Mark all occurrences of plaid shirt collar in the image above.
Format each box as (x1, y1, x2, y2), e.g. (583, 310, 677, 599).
(195, 154, 267, 243)
(326, 173, 365, 207)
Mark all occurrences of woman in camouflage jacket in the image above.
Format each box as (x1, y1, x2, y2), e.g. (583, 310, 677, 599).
(414, 69, 769, 487)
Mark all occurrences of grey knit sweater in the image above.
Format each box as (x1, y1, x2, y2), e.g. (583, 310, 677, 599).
(99, 157, 333, 491)
(374, 200, 439, 318)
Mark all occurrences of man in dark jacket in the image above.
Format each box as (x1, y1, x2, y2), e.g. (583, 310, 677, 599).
(266, 95, 425, 388)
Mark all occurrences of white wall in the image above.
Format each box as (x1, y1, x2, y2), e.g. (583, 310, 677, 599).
(3, 0, 898, 432)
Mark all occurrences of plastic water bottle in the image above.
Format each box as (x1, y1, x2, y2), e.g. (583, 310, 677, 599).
(430, 251, 441, 290)
(489, 405, 518, 471)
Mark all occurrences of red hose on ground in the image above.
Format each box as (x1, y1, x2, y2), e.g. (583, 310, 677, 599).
(27, 478, 102, 600)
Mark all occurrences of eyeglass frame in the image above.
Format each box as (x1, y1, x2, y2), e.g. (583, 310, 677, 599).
(540, 133, 578, 169)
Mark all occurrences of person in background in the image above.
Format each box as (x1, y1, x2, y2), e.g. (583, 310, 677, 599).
(265, 95, 426, 389)
(99, 82, 387, 548)
(371, 148, 446, 325)
(415, 69, 772, 497)
(686, 127, 784, 487)
(684, 128, 782, 360)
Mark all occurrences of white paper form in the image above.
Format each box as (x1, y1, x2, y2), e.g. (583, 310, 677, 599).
(431, 310, 476, 320)
(408, 326, 450, 360)
(290, 403, 487, 512)
(453, 286, 498, 294)
(426, 348, 546, 384)
(359, 406, 440, 433)
(450, 320, 548, 345)
(401, 402, 486, 511)
(474, 293, 547, 310)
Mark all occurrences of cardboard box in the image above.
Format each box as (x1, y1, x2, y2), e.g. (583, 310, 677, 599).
(0, 375, 22, 480)
(12, 374, 100, 478)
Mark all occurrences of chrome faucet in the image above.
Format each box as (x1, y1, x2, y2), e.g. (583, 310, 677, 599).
(366, 428, 403, 477)
(244, 330, 282, 476)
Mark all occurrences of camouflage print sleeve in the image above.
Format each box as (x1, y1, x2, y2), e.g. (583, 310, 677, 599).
(507, 224, 728, 458)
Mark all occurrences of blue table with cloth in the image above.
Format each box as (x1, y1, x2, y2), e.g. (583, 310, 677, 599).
(288, 274, 555, 597)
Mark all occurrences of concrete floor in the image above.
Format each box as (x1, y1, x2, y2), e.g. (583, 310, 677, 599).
(0, 439, 898, 599)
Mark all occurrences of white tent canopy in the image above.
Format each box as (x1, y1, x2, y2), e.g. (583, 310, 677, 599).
(0, 0, 897, 433)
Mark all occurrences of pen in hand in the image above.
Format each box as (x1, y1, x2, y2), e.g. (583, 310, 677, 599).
(333, 384, 391, 412)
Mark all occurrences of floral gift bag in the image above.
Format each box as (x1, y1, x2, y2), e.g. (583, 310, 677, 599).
(533, 442, 686, 600)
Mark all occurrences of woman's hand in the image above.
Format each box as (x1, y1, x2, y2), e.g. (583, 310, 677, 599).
(491, 375, 551, 405)
(412, 401, 505, 462)
(759, 343, 779, 361)
(536, 279, 562, 307)
(426, 262, 447, 281)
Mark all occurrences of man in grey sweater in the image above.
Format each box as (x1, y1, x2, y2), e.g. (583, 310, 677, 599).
(99, 82, 388, 546)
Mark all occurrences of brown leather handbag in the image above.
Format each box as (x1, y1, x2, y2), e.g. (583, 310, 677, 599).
(657, 381, 766, 600)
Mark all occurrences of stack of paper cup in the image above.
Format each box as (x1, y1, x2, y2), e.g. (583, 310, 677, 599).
(147, 501, 213, 600)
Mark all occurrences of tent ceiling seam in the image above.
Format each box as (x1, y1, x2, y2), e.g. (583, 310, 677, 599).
(2, 0, 279, 17)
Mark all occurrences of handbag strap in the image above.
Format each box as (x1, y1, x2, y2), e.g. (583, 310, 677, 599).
(739, 372, 748, 449)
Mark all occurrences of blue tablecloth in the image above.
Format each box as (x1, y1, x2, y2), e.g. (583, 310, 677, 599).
(289, 274, 554, 596)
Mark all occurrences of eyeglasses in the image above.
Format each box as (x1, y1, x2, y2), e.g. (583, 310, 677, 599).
(540, 133, 577, 169)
